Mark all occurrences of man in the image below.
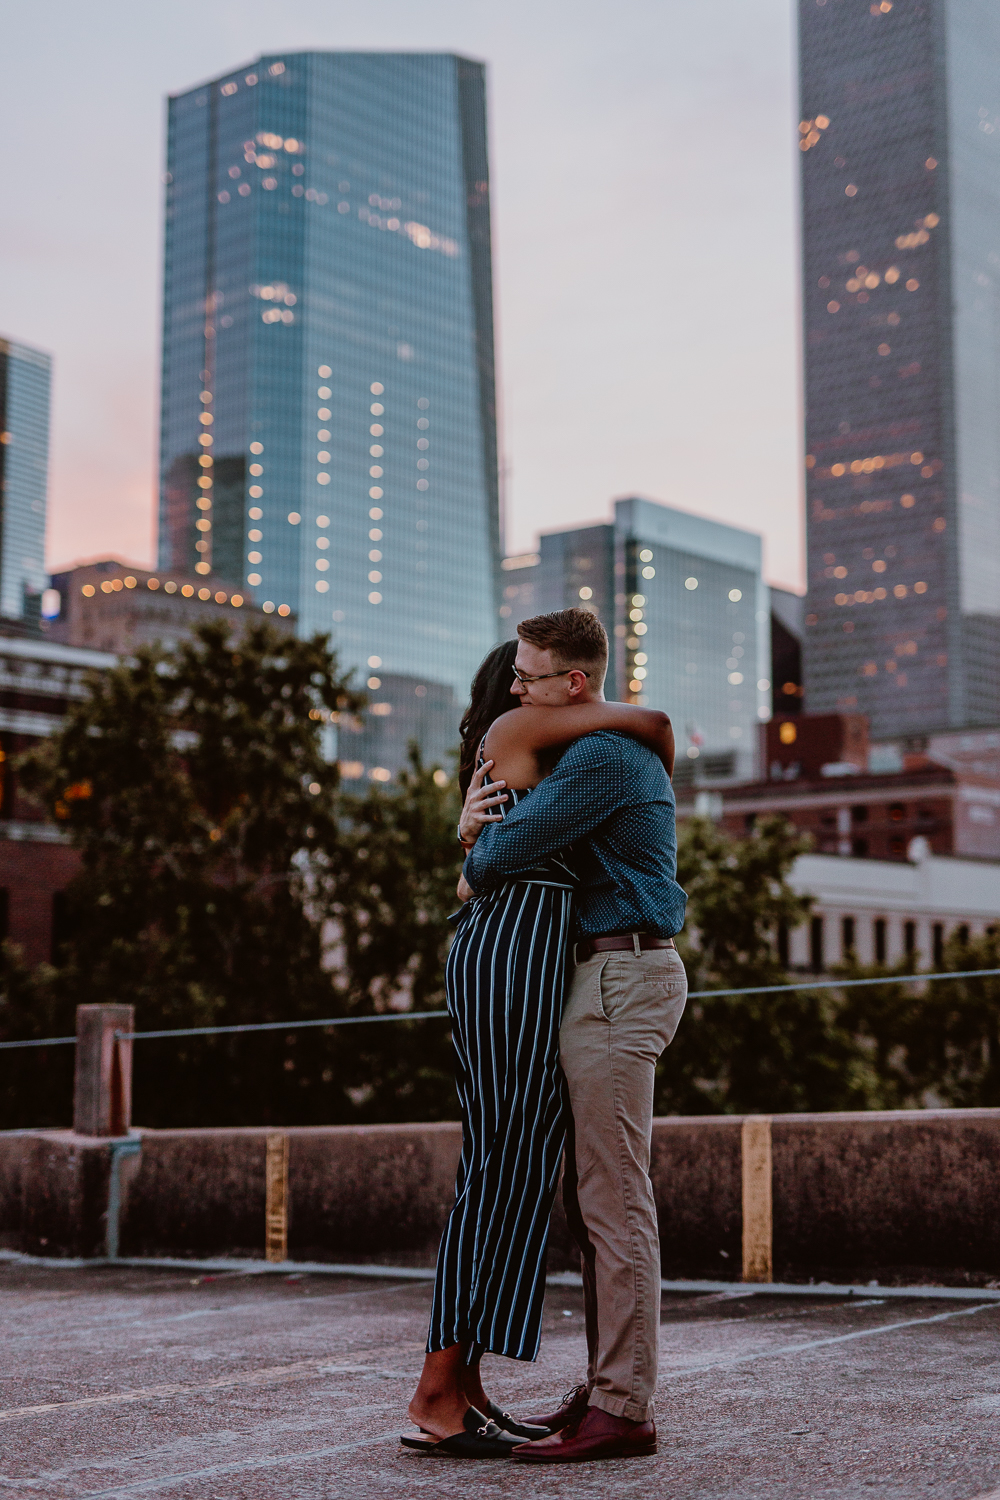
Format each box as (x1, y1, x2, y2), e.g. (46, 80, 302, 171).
(460, 608, 688, 1464)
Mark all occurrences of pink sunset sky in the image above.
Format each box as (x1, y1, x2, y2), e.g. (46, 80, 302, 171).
(2, 0, 804, 591)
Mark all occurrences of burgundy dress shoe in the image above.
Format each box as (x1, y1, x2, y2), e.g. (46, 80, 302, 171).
(512, 1405, 657, 1463)
(523, 1382, 589, 1433)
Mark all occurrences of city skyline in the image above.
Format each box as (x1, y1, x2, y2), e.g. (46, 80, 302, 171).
(1, 1, 804, 594)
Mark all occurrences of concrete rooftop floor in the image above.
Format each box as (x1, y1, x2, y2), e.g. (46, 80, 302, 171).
(3, 1260, 1000, 1499)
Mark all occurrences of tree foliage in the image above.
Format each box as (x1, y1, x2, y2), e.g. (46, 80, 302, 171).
(7, 621, 461, 1127)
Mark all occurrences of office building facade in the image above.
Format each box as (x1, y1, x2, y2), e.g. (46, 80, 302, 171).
(502, 497, 769, 782)
(0, 337, 50, 629)
(800, 0, 1000, 736)
(160, 52, 501, 774)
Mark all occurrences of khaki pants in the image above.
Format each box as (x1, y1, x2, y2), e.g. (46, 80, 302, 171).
(559, 944, 687, 1422)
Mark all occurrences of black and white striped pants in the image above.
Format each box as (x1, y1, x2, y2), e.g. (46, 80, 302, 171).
(427, 879, 573, 1362)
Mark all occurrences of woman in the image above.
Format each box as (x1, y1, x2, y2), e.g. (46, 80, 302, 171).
(401, 638, 673, 1458)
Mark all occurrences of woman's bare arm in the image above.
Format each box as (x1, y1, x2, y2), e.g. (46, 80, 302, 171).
(485, 702, 674, 777)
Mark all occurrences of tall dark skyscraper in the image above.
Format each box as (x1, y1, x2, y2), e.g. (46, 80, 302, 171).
(159, 52, 500, 775)
(0, 336, 50, 629)
(800, 0, 1000, 737)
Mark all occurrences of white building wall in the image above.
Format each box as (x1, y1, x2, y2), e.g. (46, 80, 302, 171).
(787, 852, 1000, 970)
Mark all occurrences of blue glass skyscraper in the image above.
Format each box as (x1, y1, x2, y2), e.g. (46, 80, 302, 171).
(159, 52, 501, 773)
(0, 336, 50, 629)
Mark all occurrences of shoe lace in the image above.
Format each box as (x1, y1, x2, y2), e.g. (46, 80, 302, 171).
(560, 1383, 587, 1409)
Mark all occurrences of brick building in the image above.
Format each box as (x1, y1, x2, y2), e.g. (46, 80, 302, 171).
(0, 631, 114, 964)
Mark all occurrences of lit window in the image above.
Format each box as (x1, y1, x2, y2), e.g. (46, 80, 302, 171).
(318, 473, 331, 485)
(369, 570, 382, 583)
(318, 451, 331, 463)
(370, 486, 383, 499)
(369, 591, 382, 604)
(316, 559, 329, 571)
(728, 588, 742, 601)
(371, 382, 384, 395)
(369, 507, 383, 519)
(317, 538, 330, 551)
(249, 485, 263, 498)
(181, 584, 194, 597)
(250, 441, 263, 454)
(368, 676, 381, 689)
(642, 566, 655, 579)
(318, 386, 332, 398)
(288, 512, 301, 524)
(248, 530, 262, 542)
(249, 463, 263, 476)
(417, 397, 429, 410)
(82, 584, 95, 597)
(370, 423, 383, 436)
(319, 365, 332, 377)
(633, 652, 647, 665)
(417, 417, 430, 430)
(369, 445, 383, 457)
(318, 407, 332, 420)
(684, 577, 698, 590)
(369, 527, 382, 540)
(317, 515, 330, 527)
(632, 594, 645, 606)
(639, 549, 653, 562)
(248, 507, 262, 520)
(579, 586, 593, 599)
(369, 465, 383, 478)
(369, 549, 382, 561)
(371, 402, 384, 415)
(248, 573, 262, 585)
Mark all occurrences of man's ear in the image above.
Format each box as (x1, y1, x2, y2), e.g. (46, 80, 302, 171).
(566, 669, 589, 698)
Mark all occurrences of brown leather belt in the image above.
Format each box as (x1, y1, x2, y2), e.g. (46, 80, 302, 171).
(573, 933, 676, 963)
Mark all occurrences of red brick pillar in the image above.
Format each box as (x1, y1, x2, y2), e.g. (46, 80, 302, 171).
(73, 1005, 134, 1137)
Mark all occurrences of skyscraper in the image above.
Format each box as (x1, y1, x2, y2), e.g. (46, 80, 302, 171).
(0, 337, 50, 630)
(159, 52, 501, 774)
(800, 0, 1000, 737)
(502, 497, 769, 782)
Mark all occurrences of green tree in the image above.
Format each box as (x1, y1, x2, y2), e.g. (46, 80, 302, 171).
(14, 620, 364, 1125)
(8, 620, 467, 1128)
(656, 816, 885, 1115)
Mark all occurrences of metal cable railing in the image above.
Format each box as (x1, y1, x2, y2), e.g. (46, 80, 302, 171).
(1, 968, 998, 1051)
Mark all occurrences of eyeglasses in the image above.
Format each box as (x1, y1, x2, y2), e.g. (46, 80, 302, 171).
(512, 666, 591, 685)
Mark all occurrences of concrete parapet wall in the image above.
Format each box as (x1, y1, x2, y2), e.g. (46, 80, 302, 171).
(1, 1110, 998, 1282)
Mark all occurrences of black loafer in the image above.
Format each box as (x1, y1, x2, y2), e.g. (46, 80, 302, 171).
(485, 1399, 551, 1440)
(400, 1406, 520, 1458)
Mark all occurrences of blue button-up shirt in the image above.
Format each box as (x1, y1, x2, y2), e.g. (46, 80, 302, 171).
(464, 731, 687, 939)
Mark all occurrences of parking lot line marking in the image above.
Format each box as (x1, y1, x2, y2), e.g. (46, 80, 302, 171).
(72, 1431, 403, 1499)
(660, 1301, 997, 1379)
(0, 1346, 420, 1423)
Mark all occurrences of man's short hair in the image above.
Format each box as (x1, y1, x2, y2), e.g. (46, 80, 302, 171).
(517, 608, 609, 683)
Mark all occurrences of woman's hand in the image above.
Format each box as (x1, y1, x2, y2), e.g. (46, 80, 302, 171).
(459, 759, 508, 846)
(457, 874, 475, 903)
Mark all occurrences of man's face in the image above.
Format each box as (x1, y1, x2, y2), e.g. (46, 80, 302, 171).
(511, 640, 584, 706)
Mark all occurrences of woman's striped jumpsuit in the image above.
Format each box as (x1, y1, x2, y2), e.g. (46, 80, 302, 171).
(427, 780, 575, 1362)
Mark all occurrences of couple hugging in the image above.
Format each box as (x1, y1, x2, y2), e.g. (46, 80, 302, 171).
(400, 607, 688, 1465)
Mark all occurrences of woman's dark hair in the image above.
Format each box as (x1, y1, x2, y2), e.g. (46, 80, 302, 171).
(458, 639, 519, 797)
